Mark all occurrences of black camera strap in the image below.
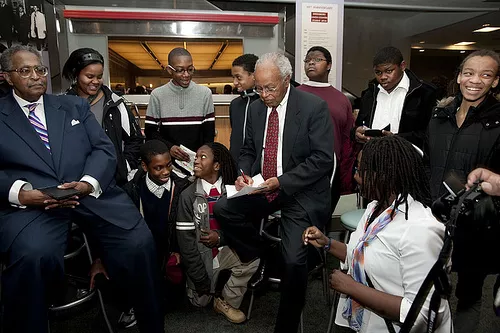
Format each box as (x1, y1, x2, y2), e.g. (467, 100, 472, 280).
(365, 238, 452, 333)
(366, 274, 397, 333)
(398, 240, 452, 333)
(398, 187, 473, 333)
(361, 187, 476, 333)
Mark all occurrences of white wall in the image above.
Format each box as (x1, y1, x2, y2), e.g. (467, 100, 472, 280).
(243, 25, 281, 56)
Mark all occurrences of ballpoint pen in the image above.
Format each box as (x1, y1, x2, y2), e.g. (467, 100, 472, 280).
(240, 169, 249, 184)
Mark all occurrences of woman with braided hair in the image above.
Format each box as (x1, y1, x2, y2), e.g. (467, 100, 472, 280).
(303, 135, 452, 332)
(176, 142, 259, 323)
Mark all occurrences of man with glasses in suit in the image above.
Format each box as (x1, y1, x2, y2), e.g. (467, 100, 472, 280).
(214, 52, 334, 333)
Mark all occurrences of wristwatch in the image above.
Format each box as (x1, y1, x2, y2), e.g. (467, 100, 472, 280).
(324, 237, 333, 251)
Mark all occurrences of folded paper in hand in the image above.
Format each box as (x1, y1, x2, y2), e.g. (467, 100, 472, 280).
(176, 145, 197, 175)
(225, 174, 266, 199)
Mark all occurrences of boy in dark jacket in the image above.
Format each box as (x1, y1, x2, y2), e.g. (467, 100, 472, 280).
(90, 140, 190, 328)
(229, 54, 260, 162)
(353, 46, 437, 151)
(123, 139, 190, 261)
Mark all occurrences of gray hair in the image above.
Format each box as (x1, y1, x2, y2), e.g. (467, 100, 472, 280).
(0, 45, 41, 71)
(256, 52, 293, 80)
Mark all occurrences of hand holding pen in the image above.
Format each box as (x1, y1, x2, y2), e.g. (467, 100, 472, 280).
(235, 169, 253, 190)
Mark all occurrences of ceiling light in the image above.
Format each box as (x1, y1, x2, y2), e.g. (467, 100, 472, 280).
(460, 50, 466, 54)
(419, 41, 425, 44)
(419, 49, 425, 52)
(454, 42, 476, 46)
(473, 26, 500, 33)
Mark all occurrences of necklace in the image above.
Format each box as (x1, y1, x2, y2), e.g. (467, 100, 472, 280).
(87, 89, 102, 105)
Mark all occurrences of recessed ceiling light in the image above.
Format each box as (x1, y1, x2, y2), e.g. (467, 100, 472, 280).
(473, 26, 500, 33)
(453, 42, 476, 46)
(460, 50, 466, 54)
(419, 41, 425, 44)
(419, 49, 425, 52)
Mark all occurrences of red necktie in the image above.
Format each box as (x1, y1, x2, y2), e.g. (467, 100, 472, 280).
(207, 187, 221, 257)
(262, 107, 279, 202)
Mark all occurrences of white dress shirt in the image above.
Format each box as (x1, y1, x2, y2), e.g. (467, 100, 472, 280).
(371, 71, 410, 133)
(261, 85, 290, 177)
(9, 91, 102, 207)
(145, 173, 171, 198)
(302, 81, 331, 88)
(335, 196, 452, 333)
(201, 177, 223, 196)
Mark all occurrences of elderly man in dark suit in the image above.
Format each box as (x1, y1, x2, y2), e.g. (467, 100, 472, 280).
(214, 52, 334, 333)
(0, 45, 164, 333)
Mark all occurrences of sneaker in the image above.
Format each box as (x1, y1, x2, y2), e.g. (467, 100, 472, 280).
(118, 308, 137, 328)
(214, 297, 246, 324)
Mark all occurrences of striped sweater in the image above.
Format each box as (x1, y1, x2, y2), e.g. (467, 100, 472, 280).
(145, 80, 215, 151)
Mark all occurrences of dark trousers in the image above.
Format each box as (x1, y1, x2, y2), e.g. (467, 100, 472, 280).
(1, 206, 164, 333)
(453, 270, 488, 333)
(214, 194, 313, 333)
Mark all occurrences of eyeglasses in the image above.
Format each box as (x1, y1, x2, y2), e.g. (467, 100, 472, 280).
(303, 58, 327, 64)
(8, 65, 48, 78)
(168, 65, 195, 75)
(254, 86, 280, 95)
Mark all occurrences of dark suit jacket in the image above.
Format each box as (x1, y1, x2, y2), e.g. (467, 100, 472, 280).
(0, 94, 142, 252)
(239, 86, 334, 225)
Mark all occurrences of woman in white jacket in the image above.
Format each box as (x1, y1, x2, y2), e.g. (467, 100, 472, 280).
(303, 135, 452, 332)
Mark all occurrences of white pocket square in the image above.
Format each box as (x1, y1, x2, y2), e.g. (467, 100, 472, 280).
(71, 119, 80, 126)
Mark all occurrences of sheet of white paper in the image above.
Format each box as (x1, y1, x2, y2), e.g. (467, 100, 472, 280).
(252, 174, 265, 187)
(176, 145, 196, 175)
(212, 254, 220, 269)
(225, 174, 267, 199)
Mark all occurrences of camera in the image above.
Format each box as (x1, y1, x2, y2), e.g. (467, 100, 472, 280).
(432, 174, 500, 317)
(431, 174, 499, 230)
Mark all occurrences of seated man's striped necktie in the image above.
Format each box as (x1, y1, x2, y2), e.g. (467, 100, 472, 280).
(27, 103, 50, 151)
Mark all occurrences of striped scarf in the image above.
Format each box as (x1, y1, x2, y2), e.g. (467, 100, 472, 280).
(342, 203, 397, 331)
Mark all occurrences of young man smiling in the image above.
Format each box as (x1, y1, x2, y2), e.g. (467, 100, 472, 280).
(354, 46, 436, 150)
(145, 48, 215, 167)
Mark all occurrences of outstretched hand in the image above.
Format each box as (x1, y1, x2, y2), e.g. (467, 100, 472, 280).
(467, 168, 500, 196)
(302, 226, 329, 248)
